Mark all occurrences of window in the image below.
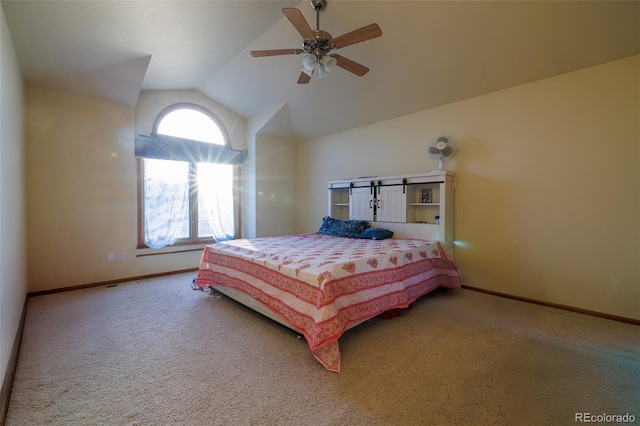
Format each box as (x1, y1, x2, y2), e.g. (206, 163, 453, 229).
(137, 103, 239, 249)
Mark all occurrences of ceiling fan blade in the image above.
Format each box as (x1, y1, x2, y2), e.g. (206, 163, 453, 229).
(250, 49, 303, 57)
(283, 8, 315, 40)
(297, 71, 312, 84)
(332, 54, 369, 77)
(332, 23, 382, 49)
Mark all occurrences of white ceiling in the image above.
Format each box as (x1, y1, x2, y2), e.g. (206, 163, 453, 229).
(3, 0, 639, 141)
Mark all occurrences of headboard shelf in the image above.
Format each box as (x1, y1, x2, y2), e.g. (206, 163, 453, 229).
(328, 171, 455, 258)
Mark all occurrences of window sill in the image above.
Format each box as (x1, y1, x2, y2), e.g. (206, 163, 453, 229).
(136, 243, 208, 257)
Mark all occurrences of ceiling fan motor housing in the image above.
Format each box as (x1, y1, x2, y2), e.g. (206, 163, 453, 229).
(304, 30, 334, 57)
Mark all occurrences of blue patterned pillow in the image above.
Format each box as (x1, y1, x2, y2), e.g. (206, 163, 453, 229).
(318, 216, 370, 238)
(358, 228, 394, 240)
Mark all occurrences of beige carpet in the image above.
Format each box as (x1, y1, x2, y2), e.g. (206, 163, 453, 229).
(6, 272, 639, 425)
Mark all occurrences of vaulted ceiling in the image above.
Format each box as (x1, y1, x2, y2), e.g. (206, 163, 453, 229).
(3, 0, 639, 141)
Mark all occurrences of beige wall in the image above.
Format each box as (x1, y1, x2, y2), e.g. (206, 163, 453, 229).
(25, 88, 249, 292)
(244, 103, 298, 239)
(255, 135, 296, 237)
(24, 89, 185, 291)
(25, 88, 251, 293)
(0, 5, 27, 391)
(296, 55, 640, 321)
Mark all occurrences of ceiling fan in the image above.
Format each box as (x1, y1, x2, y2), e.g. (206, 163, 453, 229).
(250, 0, 382, 84)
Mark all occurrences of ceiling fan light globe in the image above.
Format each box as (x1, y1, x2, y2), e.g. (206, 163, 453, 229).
(302, 54, 316, 71)
(322, 55, 337, 72)
(318, 65, 329, 78)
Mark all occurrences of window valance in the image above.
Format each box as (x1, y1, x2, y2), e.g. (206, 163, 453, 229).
(135, 134, 245, 165)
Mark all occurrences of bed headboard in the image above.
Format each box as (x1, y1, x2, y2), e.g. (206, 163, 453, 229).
(328, 171, 456, 258)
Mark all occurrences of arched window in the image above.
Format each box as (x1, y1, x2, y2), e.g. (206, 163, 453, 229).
(136, 103, 240, 249)
(154, 103, 228, 145)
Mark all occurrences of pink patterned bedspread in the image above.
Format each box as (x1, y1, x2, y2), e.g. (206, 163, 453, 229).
(195, 233, 461, 372)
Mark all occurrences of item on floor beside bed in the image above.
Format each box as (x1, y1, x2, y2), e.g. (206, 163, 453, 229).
(377, 304, 412, 319)
(195, 232, 461, 372)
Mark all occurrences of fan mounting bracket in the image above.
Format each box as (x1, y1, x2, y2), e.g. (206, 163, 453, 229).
(310, 0, 327, 11)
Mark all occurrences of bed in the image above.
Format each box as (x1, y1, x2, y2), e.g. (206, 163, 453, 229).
(195, 230, 461, 372)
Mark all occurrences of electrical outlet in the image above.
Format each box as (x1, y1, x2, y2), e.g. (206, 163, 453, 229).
(118, 252, 126, 262)
(107, 253, 115, 262)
